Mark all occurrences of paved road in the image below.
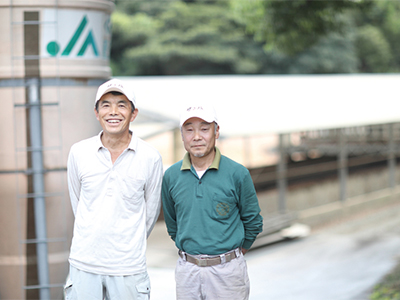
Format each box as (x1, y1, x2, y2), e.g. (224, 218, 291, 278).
(147, 203, 400, 300)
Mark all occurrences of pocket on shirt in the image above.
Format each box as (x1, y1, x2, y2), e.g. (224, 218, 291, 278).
(121, 177, 145, 204)
(212, 194, 236, 220)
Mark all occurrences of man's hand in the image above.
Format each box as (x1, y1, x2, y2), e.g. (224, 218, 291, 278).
(241, 248, 248, 255)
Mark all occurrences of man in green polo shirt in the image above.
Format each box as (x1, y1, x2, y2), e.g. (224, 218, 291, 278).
(162, 103, 263, 300)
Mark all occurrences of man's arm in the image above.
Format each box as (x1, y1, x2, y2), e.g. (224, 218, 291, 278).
(161, 171, 177, 242)
(67, 148, 81, 216)
(238, 169, 264, 251)
(144, 156, 163, 238)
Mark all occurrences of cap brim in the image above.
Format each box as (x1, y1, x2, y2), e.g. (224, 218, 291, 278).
(96, 87, 126, 101)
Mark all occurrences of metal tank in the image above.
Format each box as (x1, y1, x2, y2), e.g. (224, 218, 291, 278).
(0, 1, 114, 299)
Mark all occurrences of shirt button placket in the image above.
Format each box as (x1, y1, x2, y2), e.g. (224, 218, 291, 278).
(107, 168, 115, 196)
(196, 179, 203, 197)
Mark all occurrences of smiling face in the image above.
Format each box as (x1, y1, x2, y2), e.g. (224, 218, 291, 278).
(181, 117, 219, 160)
(94, 92, 138, 138)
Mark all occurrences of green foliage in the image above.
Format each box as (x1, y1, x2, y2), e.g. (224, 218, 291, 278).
(370, 261, 400, 300)
(113, 1, 269, 75)
(355, 25, 393, 73)
(111, 11, 161, 50)
(231, 0, 364, 55)
(110, 0, 400, 75)
(350, 0, 400, 73)
(375, 1, 400, 69)
(110, 10, 161, 75)
(288, 33, 358, 74)
(265, 1, 351, 54)
(114, 0, 177, 16)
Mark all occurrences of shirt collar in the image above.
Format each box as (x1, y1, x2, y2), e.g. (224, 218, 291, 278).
(96, 130, 137, 151)
(181, 147, 221, 171)
(95, 131, 103, 150)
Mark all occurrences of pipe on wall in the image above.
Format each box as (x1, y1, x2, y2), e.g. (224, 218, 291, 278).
(28, 77, 50, 299)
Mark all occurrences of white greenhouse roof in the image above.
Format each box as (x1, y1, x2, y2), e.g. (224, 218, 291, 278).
(118, 74, 400, 138)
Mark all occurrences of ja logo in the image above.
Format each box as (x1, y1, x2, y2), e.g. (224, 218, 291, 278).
(46, 15, 98, 57)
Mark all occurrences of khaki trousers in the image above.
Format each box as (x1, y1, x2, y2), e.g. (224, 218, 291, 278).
(175, 252, 250, 300)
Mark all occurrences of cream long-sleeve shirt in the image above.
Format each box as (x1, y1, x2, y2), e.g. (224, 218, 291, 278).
(67, 131, 163, 276)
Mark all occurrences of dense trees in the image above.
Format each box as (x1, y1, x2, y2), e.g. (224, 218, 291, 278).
(110, 0, 400, 76)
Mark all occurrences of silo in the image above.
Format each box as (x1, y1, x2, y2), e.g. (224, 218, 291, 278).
(0, 1, 114, 299)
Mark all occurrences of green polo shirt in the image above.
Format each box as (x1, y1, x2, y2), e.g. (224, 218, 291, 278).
(162, 147, 263, 255)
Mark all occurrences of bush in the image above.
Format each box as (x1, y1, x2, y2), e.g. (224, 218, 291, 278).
(370, 261, 400, 300)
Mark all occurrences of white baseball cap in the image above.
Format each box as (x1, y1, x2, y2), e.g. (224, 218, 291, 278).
(180, 103, 218, 127)
(95, 79, 136, 107)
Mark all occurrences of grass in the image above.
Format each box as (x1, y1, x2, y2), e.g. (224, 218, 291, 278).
(370, 260, 400, 300)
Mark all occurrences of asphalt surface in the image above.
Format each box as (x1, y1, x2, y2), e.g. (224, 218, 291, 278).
(146, 203, 400, 300)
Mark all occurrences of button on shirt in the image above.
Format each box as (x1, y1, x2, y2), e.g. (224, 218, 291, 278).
(67, 131, 163, 276)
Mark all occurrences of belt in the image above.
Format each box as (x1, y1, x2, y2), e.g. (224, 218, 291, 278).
(178, 248, 241, 267)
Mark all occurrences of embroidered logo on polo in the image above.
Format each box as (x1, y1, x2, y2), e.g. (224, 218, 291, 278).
(216, 202, 230, 216)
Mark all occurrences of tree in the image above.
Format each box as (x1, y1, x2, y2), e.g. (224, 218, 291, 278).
(112, 1, 272, 75)
(231, 0, 371, 55)
(288, 32, 358, 74)
(110, 10, 161, 75)
(110, 0, 400, 75)
(355, 25, 392, 73)
(351, 0, 400, 72)
(379, 1, 400, 68)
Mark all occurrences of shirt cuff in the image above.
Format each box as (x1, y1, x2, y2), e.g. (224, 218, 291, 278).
(242, 239, 255, 250)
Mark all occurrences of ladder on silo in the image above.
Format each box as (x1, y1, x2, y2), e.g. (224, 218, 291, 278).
(8, 4, 68, 299)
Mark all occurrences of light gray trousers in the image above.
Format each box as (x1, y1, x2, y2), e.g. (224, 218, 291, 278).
(175, 251, 250, 300)
(64, 265, 150, 300)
